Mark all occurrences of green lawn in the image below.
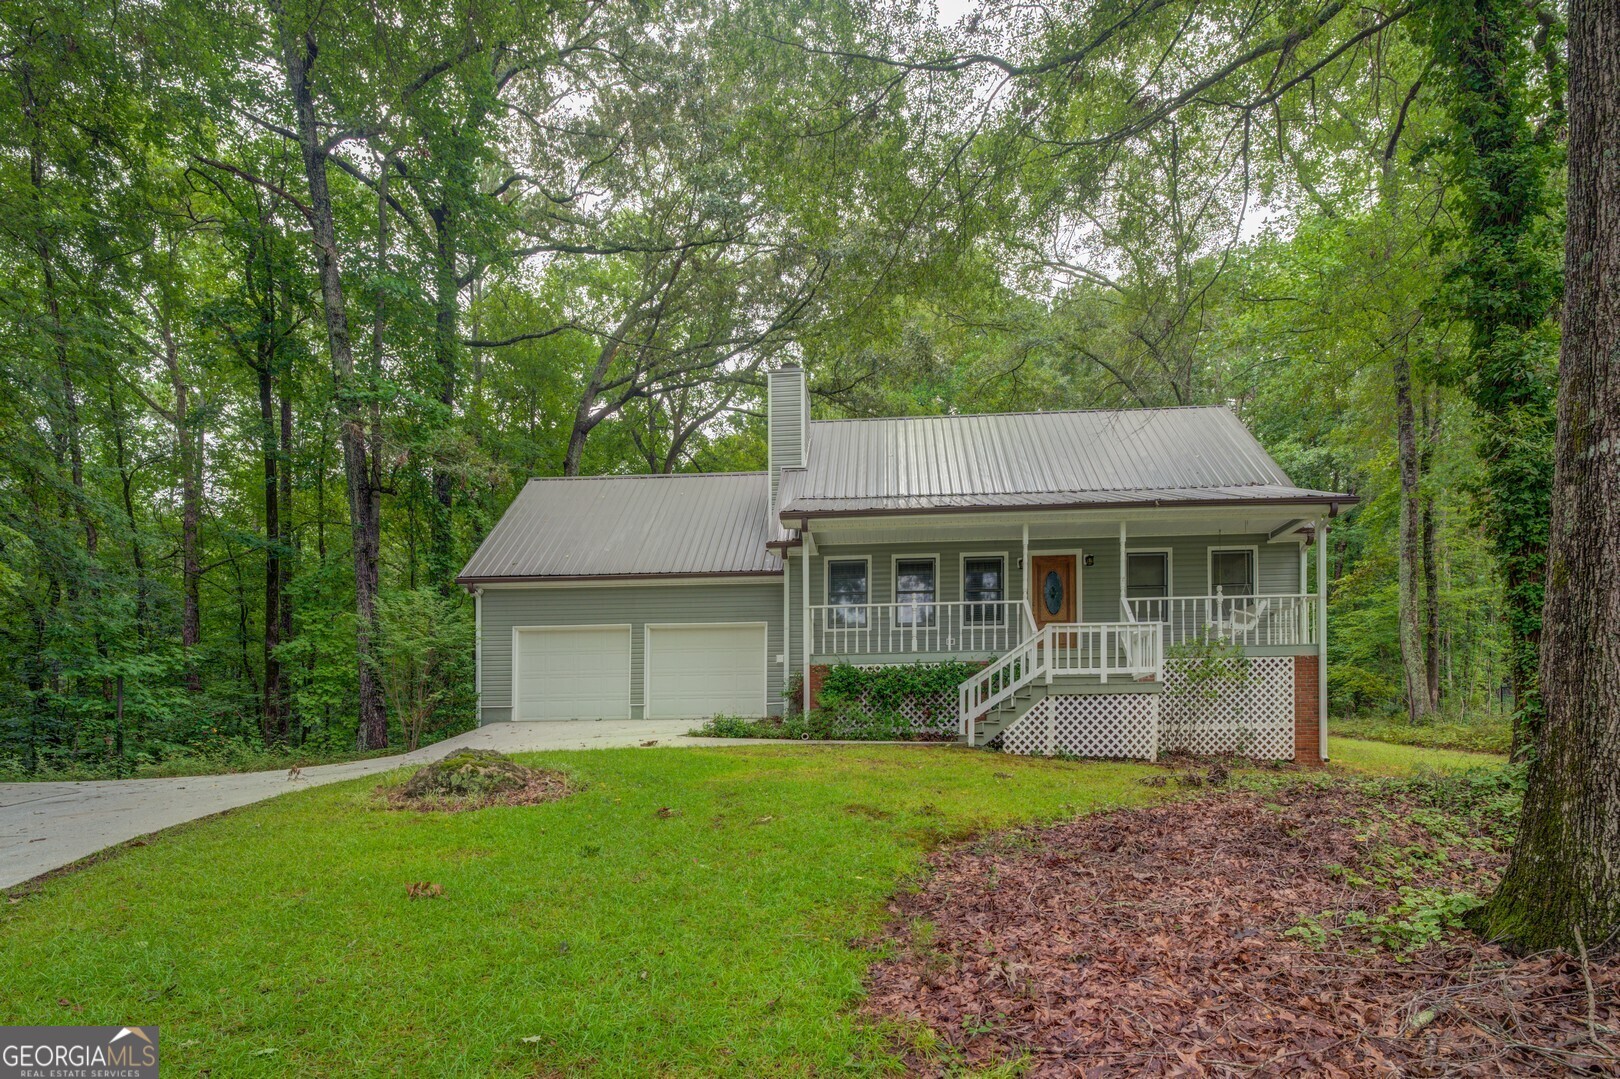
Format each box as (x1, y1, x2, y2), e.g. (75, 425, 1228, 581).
(0, 745, 1166, 1077)
(1327, 735, 1508, 775)
(0, 741, 1493, 1076)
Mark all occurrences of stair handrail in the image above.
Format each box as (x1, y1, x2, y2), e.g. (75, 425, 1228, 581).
(958, 623, 1051, 744)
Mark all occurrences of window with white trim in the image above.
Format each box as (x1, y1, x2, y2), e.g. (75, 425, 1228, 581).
(1210, 548, 1256, 595)
(963, 557, 1005, 624)
(827, 559, 868, 628)
(895, 558, 936, 627)
(1126, 552, 1170, 598)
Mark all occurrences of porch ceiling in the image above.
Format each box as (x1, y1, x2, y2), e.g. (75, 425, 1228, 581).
(801, 505, 1322, 546)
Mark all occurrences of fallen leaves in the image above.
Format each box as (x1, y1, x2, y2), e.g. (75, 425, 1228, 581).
(404, 881, 444, 900)
(864, 780, 1619, 1076)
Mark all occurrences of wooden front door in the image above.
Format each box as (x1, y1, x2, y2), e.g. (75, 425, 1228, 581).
(1030, 554, 1077, 627)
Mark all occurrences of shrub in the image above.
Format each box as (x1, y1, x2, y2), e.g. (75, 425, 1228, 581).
(817, 661, 981, 718)
(691, 715, 795, 739)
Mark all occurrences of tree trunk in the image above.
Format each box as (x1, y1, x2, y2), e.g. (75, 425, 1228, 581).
(107, 384, 149, 642)
(1394, 351, 1432, 721)
(258, 296, 284, 744)
(158, 303, 203, 693)
(275, 6, 388, 749)
(1474, 0, 1620, 953)
(1422, 392, 1443, 710)
(277, 286, 295, 734)
(563, 310, 639, 476)
(429, 206, 458, 591)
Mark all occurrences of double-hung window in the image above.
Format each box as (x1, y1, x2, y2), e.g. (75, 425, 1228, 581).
(827, 559, 869, 629)
(1209, 549, 1257, 596)
(963, 556, 1005, 624)
(895, 558, 937, 627)
(1125, 551, 1170, 622)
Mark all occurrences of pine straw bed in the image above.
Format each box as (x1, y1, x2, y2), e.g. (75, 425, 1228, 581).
(865, 775, 1619, 1076)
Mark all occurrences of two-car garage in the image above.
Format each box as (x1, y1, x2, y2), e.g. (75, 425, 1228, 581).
(512, 622, 768, 721)
(459, 471, 786, 725)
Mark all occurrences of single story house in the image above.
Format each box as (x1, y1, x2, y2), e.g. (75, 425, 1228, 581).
(457, 366, 1354, 762)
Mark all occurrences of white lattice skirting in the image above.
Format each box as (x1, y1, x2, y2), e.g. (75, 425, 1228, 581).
(1160, 656, 1295, 760)
(1000, 694, 1161, 759)
(996, 657, 1297, 761)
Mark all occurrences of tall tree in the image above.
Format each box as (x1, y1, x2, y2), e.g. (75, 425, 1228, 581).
(1473, 0, 1619, 954)
(268, 0, 389, 748)
(1421, 0, 1565, 756)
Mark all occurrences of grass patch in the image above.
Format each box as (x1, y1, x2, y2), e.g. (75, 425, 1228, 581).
(1328, 736, 1507, 775)
(1330, 712, 1512, 755)
(0, 745, 1163, 1076)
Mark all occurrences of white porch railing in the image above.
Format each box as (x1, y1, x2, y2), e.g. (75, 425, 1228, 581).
(1047, 622, 1164, 680)
(957, 622, 1163, 743)
(1123, 592, 1320, 648)
(809, 600, 1029, 657)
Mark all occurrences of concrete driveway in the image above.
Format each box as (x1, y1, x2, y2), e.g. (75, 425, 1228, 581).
(0, 720, 717, 890)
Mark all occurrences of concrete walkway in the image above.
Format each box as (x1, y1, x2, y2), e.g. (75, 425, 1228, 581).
(0, 720, 729, 890)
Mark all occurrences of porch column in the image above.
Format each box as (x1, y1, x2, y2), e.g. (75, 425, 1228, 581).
(802, 530, 813, 715)
(1316, 517, 1329, 760)
(1021, 523, 1030, 622)
(1118, 520, 1127, 620)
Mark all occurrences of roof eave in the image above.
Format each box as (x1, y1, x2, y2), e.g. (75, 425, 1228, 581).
(778, 492, 1359, 526)
(455, 568, 784, 590)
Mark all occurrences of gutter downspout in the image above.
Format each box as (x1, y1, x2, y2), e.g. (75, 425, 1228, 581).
(473, 587, 483, 726)
(1317, 516, 1329, 761)
(782, 549, 791, 714)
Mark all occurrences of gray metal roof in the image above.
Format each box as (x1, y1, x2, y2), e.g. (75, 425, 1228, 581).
(777, 407, 1351, 519)
(457, 472, 782, 583)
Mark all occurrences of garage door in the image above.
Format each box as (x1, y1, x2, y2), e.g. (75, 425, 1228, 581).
(514, 626, 631, 721)
(646, 623, 767, 719)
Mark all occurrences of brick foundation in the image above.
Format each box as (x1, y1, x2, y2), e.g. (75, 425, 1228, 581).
(1294, 654, 1322, 765)
(806, 664, 830, 710)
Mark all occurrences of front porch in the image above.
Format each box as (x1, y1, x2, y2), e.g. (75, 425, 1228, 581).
(807, 592, 1322, 663)
(783, 504, 1332, 762)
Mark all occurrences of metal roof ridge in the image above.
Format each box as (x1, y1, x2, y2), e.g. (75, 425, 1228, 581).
(807, 404, 1232, 424)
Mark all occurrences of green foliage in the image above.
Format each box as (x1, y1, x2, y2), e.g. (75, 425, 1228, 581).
(690, 714, 796, 739)
(0, 0, 1558, 774)
(818, 661, 979, 714)
(1332, 713, 1513, 755)
(1288, 765, 1521, 953)
(0, 739, 397, 783)
(1309, 887, 1487, 954)
(373, 588, 475, 751)
(1164, 636, 1251, 701)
